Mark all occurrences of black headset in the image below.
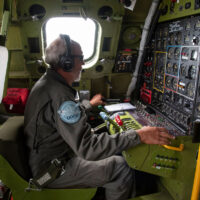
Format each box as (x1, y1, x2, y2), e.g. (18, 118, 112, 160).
(59, 34, 74, 72)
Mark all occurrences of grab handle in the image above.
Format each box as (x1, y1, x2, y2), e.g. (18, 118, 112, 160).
(162, 144, 184, 152)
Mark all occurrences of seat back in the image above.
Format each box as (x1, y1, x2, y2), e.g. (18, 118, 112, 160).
(0, 116, 31, 180)
(0, 46, 9, 104)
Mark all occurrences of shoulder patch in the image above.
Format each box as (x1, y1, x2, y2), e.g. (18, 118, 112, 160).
(58, 101, 81, 124)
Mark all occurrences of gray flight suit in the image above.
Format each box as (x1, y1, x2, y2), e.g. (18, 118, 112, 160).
(24, 68, 141, 200)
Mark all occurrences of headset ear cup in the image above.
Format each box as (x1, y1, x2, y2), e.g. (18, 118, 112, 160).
(60, 56, 73, 71)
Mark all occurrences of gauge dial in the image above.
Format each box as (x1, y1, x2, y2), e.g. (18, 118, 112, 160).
(181, 47, 189, 60)
(173, 63, 178, 75)
(163, 27, 168, 37)
(188, 65, 197, 79)
(186, 22, 191, 30)
(166, 62, 172, 73)
(168, 48, 174, 59)
(178, 80, 186, 93)
(197, 103, 200, 113)
(169, 33, 175, 45)
(171, 78, 177, 90)
(180, 65, 186, 77)
(163, 40, 167, 49)
(157, 40, 161, 49)
(174, 48, 180, 59)
(176, 32, 182, 45)
(186, 82, 195, 97)
(165, 76, 171, 88)
(195, 20, 200, 29)
(184, 33, 190, 44)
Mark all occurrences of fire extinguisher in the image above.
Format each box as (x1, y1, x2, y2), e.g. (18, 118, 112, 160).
(0, 180, 5, 200)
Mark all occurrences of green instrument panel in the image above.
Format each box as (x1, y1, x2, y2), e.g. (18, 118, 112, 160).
(108, 111, 198, 184)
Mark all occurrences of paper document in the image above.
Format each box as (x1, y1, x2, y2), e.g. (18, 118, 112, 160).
(104, 103, 136, 112)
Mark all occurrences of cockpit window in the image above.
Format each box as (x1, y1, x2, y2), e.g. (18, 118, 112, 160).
(44, 17, 98, 68)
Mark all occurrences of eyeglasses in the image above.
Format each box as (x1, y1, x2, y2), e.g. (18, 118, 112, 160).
(72, 55, 84, 62)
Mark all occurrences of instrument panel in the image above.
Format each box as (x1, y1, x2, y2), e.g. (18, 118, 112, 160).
(140, 15, 200, 136)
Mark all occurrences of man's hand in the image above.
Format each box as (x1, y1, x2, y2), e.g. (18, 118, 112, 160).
(136, 126, 175, 145)
(90, 94, 105, 107)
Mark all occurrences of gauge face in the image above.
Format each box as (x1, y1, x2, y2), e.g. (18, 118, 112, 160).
(177, 96, 183, 105)
(169, 33, 175, 45)
(178, 80, 186, 93)
(195, 20, 200, 29)
(186, 82, 195, 97)
(163, 40, 167, 49)
(160, 65, 165, 74)
(163, 27, 168, 37)
(180, 65, 186, 76)
(174, 48, 180, 59)
(166, 62, 172, 73)
(157, 40, 161, 49)
(168, 48, 174, 59)
(188, 65, 197, 79)
(184, 33, 190, 44)
(171, 78, 177, 90)
(197, 103, 200, 113)
(176, 32, 182, 45)
(173, 63, 178, 74)
(181, 47, 189, 60)
(165, 76, 171, 88)
(186, 22, 191, 30)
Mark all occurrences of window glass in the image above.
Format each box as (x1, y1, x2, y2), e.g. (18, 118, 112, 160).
(45, 17, 97, 61)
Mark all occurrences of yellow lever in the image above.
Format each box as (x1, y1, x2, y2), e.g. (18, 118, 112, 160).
(162, 144, 184, 152)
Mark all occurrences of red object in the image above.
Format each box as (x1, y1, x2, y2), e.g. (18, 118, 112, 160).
(2, 88, 30, 114)
(140, 83, 152, 104)
(115, 115, 123, 126)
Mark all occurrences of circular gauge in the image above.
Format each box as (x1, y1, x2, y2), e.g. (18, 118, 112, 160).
(122, 27, 141, 45)
(173, 63, 178, 74)
(180, 64, 186, 76)
(197, 103, 200, 113)
(186, 22, 191, 30)
(195, 20, 200, 29)
(178, 80, 186, 93)
(171, 78, 177, 90)
(157, 40, 161, 49)
(174, 47, 180, 59)
(186, 82, 195, 97)
(160, 65, 165, 74)
(163, 27, 168, 37)
(181, 47, 189, 60)
(165, 76, 171, 88)
(176, 32, 182, 45)
(184, 33, 190, 44)
(169, 33, 175, 45)
(166, 62, 172, 73)
(188, 65, 197, 79)
(168, 48, 174, 59)
(163, 40, 167, 49)
(177, 96, 183, 105)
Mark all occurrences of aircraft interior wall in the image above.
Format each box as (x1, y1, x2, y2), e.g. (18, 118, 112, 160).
(1, 0, 200, 200)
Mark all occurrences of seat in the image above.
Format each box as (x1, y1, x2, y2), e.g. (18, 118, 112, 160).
(0, 46, 9, 104)
(0, 116, 97, 200)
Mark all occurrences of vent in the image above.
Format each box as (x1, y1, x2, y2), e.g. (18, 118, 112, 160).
(28, 38, 40, 53)
(102, 37, 111, 51)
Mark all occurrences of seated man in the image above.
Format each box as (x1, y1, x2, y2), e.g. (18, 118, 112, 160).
(24, 34, 174, 200)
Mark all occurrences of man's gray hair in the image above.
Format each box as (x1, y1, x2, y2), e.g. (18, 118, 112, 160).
(44, 36, 67, 69)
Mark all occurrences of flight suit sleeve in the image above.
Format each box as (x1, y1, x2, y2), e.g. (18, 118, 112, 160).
(54, 97, 141, 161)
(80, 99, 92, 112)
